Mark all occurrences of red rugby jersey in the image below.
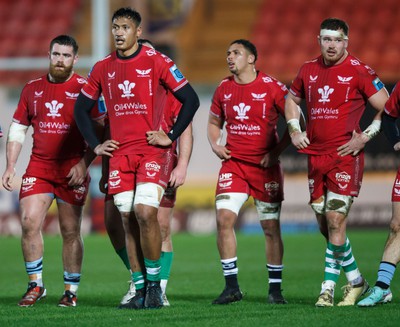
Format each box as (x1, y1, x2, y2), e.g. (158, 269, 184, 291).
(290, 54, 384, 154)
(210, 72, 288, 165)
(81, 46, 188, 155)
(13, 73, 103, 167)
(385, 82, 400, 118)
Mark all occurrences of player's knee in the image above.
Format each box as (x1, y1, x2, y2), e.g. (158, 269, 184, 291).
(389, 218, 400, 234)
(326, 191, 353, 216)
(216, 192, 248, 216)
(113, 191, 134, 213)
(310, 196, 326, 215)
(134, 183, 164, 209)
(255, 200, 281, 220)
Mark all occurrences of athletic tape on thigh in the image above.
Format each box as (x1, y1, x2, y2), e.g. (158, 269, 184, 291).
(134, 183, 165, 208)
(326, 191, 353, 216)
(254, 200, 281, 220)
(113, 190, 135, 212)
(310, 195, 325, 215)
(215, 192, 248, 215)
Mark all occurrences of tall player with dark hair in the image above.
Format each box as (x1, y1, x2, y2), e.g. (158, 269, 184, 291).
(208, 39, 290, 305)
(2, 35, 104, 307)
(74, 7, 199, 309)
(101, 38, 193, 307)
(285, 18, 389, 307)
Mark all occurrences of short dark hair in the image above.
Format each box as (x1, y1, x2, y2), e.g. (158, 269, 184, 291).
(112, 7, 141, 26)
(50, 35, 78, 54)
(320, 18, 349, 37)
(138, 38, 155, 48)
(230, 39, 258, 63)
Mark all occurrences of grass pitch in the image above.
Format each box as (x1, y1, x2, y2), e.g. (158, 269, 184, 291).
(1, 230, 399, 326)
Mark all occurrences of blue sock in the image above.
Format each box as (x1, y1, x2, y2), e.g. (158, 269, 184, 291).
(376, 261, 396, 289)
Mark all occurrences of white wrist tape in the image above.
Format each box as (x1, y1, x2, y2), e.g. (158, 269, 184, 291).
(287, 118, 302, 135)
(363, 120, 381, 139)
(8, 122, 28, 144)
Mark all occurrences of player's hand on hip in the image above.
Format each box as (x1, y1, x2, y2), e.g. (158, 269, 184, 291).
(94, 140, 119, 157)
(67, 160, 87, 187)
(290, 131, 310, 150)
(212, 144, 231, 160)
(2, 167, 16, 191)
(337, 130, 367, 157)
(394, 142, 400, 151)
(146, 128, 172, 147)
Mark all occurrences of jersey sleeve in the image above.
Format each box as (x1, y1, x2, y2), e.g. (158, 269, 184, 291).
(356, 64, 385, 99)
(12, 84, 31, 126)
(157, 54, 189, 93)
(209, 83, 224, 119)
(384, 83, 400, 118)
(273, 79, 289, 116)
(81, 62, 103, 101)
(289, 65, 306, 99)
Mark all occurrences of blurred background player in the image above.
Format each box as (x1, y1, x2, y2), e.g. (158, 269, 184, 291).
(285, 18, 389, 307)
(74, 7, 199, 309)
(208, 39, 290, 305)
(100, 38, 193, 307)
(1, 35, 104, 307)
(358, 82, 400, 307)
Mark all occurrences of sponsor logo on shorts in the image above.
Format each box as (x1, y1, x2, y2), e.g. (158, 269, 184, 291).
(336, 171, 351, 190)
(74, 185, 86, 201)
(308, 178, 315, 194)
(265, 181, 279, 197)
(219, 173, 232, 182)
(394, 179, 400, 197)
(218, 173, 233, 189)
(146, 161, 161, 178)
(21, 177, 37, 193)
(109, 170, 121, 189)
(219, 181, 232, 189)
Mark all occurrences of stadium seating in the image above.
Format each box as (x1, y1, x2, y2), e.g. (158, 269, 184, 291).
(0, 0, 81, 85)
(252, 0, 400, 84)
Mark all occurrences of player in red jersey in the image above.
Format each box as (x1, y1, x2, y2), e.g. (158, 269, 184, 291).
(358, 83, 400, 307)
(285, 18, 389, 307)
(74, 8, 199, 309)
(208, 39, 291, 305)
(101, 37, 193, 308)
(1, 35, 104, 308)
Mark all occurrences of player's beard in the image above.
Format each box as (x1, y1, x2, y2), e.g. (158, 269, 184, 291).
(49, 63, 73, 83)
